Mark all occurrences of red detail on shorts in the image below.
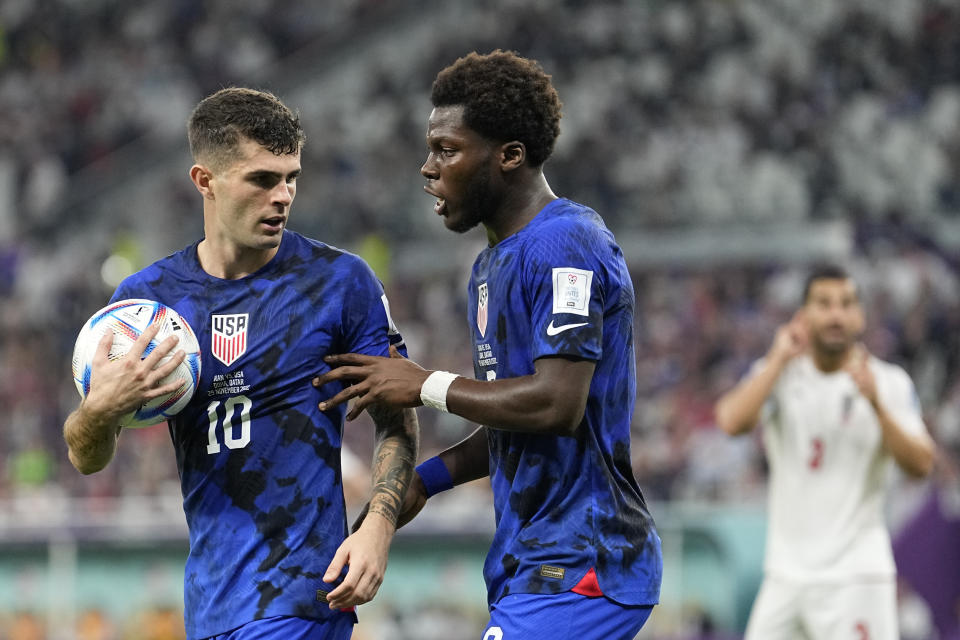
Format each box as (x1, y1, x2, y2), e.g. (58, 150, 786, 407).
(571, 567, 604, 597)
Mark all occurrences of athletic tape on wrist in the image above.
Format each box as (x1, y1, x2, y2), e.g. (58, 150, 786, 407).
(416, 456, 454, 498)
(419, 370, 459, 413)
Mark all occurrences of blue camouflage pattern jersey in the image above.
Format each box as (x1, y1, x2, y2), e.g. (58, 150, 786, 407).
(468, 198, 662, 607)
(110, 230, 403, 639)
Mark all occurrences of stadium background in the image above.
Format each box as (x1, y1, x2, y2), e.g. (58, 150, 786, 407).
(1, 0, 959, 638)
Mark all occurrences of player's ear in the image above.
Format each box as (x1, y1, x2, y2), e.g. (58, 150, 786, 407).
(190, 164, 216, 200)
(500, 141, 525, 172)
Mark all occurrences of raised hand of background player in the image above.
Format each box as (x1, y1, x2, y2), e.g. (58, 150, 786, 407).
(83, 323, 186, 422)
(322, 512, 394, 609)
(843, 343, 878, 406)
(313, 349, 431, 421)
(351, 472, 428, 533)
(767, 312, 807, 366)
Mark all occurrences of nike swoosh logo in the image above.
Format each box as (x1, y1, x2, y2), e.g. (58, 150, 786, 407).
(546, 320, 588, 336)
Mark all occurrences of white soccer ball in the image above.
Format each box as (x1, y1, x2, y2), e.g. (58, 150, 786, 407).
(72, 299, 202, 428)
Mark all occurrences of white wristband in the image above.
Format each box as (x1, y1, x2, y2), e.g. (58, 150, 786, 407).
(419, 371, 459, 413)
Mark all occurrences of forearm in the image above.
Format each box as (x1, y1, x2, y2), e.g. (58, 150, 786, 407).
(442, 359, 594, 436)
(435, 426, 490, 486)
(63, 403, 122, 474)
(872, 401, 935, 478)
(366, 405, 419, 527)
(715, 358, 786, 435)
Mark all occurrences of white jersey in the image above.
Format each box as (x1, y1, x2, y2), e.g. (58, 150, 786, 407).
(755, 354, 927, 583)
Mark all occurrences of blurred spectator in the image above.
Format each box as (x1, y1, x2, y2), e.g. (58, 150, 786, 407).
(76, 608, 118, 640)
(7, 611, 44, 640)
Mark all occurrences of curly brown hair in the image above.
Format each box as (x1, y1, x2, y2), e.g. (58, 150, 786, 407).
(188, 87, 305, 168)
(431, 50, 563, 167)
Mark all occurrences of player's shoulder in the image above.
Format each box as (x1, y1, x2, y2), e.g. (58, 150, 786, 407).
(117, 242, 197, 288)
(287, 231, 375, 273)
(532, 198, 608, 236)
(521, 198, 618, 260)
(751, 354, 808, 384)
(868, 355, 913, 387)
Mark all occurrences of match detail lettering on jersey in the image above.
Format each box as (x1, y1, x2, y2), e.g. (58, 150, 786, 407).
(551, 267, 592, 316)
(546, 320, 588, 336)
(211, 313, 249, 366)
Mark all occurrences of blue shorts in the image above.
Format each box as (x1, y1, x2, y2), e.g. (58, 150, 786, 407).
(483, 592, 654, 640)
(205, 614, 355, 640)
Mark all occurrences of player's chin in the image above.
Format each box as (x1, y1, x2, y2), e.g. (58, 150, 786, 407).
(442, 209, 481, 234)
(253, 230, 284, 247)
(820, 337, 853, 354)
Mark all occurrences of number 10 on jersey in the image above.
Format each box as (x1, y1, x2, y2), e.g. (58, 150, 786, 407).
(206, 396, 252, 454)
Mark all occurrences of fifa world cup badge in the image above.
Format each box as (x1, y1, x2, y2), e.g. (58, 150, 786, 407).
(551, 267, 593, 316)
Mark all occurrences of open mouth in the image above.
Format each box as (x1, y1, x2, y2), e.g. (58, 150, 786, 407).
(425, 186, 447, 216)
(261, 216, 285, 231)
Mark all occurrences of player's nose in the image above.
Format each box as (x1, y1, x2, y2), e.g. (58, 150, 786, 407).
(421, 152, 440, 179)
(272, 181, 294, 206)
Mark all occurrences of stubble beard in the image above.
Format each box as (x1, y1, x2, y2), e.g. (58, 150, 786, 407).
(447, 170, 496, 234)
(811, 327, 854, 357)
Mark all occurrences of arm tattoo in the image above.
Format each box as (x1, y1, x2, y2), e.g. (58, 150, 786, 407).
(366, 403, 419, 527)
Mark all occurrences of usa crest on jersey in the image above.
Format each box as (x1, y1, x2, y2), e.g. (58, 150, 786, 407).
(477, 283, 489, 337)
(211, 313, 249, 366)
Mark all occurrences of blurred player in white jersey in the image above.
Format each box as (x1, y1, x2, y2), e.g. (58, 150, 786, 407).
(715, 264, 936, 640)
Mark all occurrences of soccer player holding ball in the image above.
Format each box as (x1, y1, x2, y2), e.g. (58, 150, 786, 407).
(715, 265, 936, 640)
(314, 51, 662, 639)
(63, 88, 418, 640)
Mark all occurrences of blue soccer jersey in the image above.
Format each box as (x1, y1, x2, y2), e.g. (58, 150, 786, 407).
(110, 230, 402, 639)
(467, 198, 662, 607)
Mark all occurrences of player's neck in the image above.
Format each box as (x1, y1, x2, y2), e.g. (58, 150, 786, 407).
(484, 176, 556, 245)
(811, 347, 851, 373)
(197, 238, 279, 280)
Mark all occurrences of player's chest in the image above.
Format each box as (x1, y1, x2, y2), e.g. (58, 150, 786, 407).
(777, 377, 882, 457)
(183, 292, 337, 389)
(469, 272, 531, 378)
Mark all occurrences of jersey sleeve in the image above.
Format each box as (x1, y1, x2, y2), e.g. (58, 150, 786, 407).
(108, 273, 156, 305)
(522, 222, 606, 362)
(746, 357, 781, 428)
(879, 364, 927, 437)
(340, 257, 406, 358)
(109, 278, 140, 304)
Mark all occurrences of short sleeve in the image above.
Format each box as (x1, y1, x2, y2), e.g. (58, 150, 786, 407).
(109, 280, 139, 304)
(879, 364, 928, 438)
(746, 358, 781, 427)
(340, 257, 405, 358)
(522, 224, 606, 362)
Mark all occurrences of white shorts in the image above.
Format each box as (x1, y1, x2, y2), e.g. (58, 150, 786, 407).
(744, 575, 897, 640)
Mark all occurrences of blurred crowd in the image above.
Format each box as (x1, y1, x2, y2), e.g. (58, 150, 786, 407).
(1, 0, 960, 637)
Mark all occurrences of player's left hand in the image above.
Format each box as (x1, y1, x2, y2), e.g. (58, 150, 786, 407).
(844, 343, 878, 406)
(322, 513, 395, 609)
(313, 350, 431, 420)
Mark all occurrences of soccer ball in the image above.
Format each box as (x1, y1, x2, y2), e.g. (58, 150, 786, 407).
(72, 299, 202, 428)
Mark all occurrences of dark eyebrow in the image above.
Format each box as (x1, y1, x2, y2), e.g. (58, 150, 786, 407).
(245, 168, 302, 180)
